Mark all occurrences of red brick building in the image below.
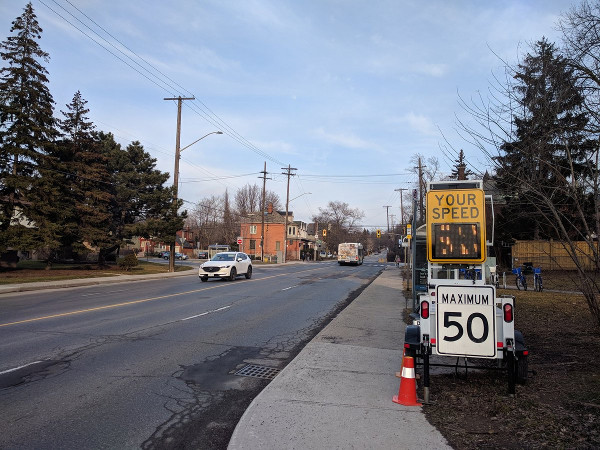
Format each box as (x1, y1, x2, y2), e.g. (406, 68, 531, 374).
(239, 203, 313, 262)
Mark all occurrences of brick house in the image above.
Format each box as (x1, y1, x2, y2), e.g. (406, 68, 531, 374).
(239, 203, 314, 262)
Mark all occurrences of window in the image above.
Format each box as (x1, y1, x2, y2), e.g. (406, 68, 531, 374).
(276, 241, 281, 251)
(250, 225, 257, 234)
(250, 240, 256, 250)
(288, 226, 296, 236)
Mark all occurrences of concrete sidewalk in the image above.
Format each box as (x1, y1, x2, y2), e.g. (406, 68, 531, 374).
(228, 267, 451, 449)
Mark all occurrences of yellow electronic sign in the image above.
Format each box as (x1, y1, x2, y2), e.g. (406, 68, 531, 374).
(426, 189, 486, 263)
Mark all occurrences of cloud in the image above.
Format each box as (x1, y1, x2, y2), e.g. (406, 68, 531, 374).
(392, 113, 439, 137)
(313, 128, 377, 150)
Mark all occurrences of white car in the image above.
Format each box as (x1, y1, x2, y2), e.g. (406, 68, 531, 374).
(198, 252, 252, 282)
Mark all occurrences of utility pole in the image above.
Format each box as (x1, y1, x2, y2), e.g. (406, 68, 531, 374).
(395, 188, 408, 231)
(414, 157, 426, 224)
(164, 95, 194, 273)
(314, 220, 318, 262)
(383, 205, 392, 233)
(259, 162, 270, 262)
(281, 165, 297, 263)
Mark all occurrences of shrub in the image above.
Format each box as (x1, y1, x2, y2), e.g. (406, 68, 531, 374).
(118, 253, 138, 271)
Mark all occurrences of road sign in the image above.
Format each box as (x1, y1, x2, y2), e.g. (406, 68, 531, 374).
(406, 224, 412, 239)
(435, 285, 497, 358)
(426, 188, 486, 263)
(237, 237, 243, 245)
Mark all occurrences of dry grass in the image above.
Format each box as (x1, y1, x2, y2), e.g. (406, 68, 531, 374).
(423, 288, 600, 449)
(0, 260, 193, 284)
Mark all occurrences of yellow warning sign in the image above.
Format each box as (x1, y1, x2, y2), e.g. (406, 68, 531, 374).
(426, 189, 486, 263)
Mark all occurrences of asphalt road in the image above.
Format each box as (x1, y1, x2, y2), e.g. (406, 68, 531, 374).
(0, 257, 388, 449)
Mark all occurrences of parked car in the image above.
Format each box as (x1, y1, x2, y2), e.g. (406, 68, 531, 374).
(198, 252, 252, 282)
(162, 251, 170, 259)
(175, 252, 188, 260)
(198, 251, 209, 259)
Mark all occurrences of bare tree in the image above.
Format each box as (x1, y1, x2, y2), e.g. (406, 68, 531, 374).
(234, 183, 282, 216)
(313, 201, 364, 252)
(189, 195, 223, 249)
(234, 183, 261, 216)
(559, 0, 600, 133)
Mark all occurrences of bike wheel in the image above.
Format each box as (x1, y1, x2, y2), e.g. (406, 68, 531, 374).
(516, 277, 521, 290)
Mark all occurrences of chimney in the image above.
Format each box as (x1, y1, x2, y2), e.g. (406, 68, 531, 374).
(267, 202, 273, 214)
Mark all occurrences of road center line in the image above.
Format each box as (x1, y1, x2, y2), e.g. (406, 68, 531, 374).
(0, 360, 44, 376)
(0, 266, 323, 328)
(181, 305, 231, 321)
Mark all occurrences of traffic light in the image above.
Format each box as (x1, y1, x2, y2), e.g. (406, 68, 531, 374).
(376, 229, 381, 238)
(322, 229, 327, 237)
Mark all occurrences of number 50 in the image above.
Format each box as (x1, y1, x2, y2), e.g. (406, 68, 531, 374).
(443, 311, 489, 343)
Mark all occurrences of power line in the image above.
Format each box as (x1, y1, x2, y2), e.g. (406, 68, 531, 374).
(40, 0, 286, 167)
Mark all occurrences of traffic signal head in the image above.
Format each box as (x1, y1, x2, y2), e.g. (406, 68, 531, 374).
(322, 229, 327, 237)
(376, 229, 381, 238)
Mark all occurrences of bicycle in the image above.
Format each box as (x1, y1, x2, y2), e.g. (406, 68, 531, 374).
(512, 267, 527, 290)
(533, 267, 543, 292)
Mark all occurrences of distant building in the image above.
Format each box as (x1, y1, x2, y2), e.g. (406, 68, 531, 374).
(239, 203, 315, 262)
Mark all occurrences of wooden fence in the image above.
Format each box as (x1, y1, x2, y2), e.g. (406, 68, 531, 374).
(512, 240, 599, 270)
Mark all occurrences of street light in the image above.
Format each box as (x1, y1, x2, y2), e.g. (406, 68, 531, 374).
(169, 130, 223, 272)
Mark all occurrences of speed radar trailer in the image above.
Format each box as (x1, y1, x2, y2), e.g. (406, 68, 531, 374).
(403, 180, 528, 399)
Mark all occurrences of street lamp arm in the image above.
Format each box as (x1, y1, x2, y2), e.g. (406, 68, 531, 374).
(180, 131, 223, 153)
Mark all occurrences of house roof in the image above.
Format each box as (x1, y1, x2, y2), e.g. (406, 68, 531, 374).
(243, 210, 289, 225)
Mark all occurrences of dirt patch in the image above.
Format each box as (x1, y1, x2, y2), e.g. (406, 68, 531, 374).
(419, 289, 600, 449)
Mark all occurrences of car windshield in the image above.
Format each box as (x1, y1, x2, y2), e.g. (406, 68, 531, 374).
(212, 253, 235, 261)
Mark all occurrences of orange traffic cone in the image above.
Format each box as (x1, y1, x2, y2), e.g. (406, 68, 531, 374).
(395, 348, 406, 378)
(392, 356, 422, 406)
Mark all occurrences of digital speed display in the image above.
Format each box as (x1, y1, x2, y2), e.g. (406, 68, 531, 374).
(426, 188, 486, 263)
(431, 223, 481, 260)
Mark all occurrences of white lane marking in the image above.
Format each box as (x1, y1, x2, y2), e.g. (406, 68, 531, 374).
(181, 305, 231, 321)
(282, 285, 298, 291)
(0, 360, 44, 376)
(81, 289, 128, 297)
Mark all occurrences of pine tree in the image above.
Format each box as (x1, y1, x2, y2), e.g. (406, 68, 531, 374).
(449, 149, 474, 180)
(57, 91, 113, 260)
(0, 2, 56, 252)
(101, 134, 173, 249)
(494, 38, 593, 240)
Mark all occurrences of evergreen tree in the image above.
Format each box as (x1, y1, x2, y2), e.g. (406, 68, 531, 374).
(0, 2, 56, 252)
(449, 149, 474, 180)
(494, 38, 593, 240)
(57, 91, 113, 259)
(101, 134, 174, 249)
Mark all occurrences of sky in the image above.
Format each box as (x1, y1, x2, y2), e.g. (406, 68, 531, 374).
(0, 0, 571, 230)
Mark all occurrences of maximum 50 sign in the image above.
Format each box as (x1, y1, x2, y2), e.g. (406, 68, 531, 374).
(436, 285, 497, 358)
